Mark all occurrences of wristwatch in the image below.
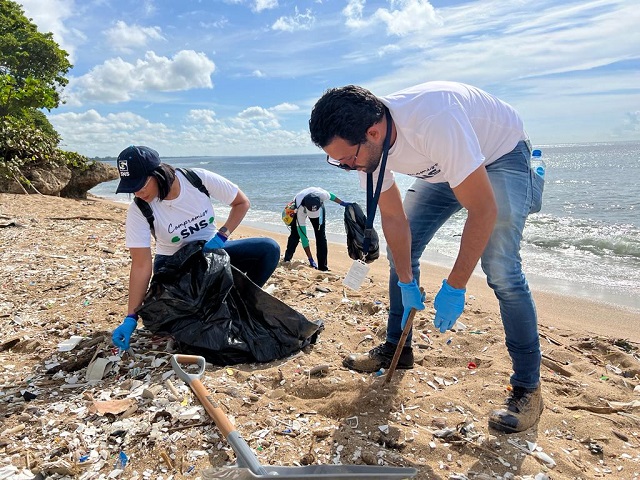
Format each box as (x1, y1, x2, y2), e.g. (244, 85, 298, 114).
(218, 226, 230, 238)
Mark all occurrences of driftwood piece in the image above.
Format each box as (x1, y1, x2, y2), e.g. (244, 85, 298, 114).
(541, 356, 573, 377)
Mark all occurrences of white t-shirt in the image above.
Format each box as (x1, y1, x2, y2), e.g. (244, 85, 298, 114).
(125, 168, 239, 255)
(359, 81, 526, 191)
(294, 186, 330, 226)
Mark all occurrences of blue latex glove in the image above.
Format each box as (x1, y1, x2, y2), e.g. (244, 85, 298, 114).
(433, 279, 466, 333)
(339, 201, 353, 207)
(112, 316, 138, 350)
(308, 257, 318, 269)
(203, 232, 228, 252)
(397, 279, 426, 329)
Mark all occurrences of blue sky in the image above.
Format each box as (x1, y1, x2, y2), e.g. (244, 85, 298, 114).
(18, 0, 640, 157)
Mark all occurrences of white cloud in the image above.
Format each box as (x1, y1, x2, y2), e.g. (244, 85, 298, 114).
(342, 0, 441, 35)
(622, 111, 640, 132)
(187, 109, 217, 125)
(365, 0, 640, 95)
(271, 103, 299, 112)
(66, 50, 216, 104)
(272, 8, 315, 32)
(254, 0, 278, 12)
(49, 109, 174, 156)
(342, 0, 366, 28)
(18, 0, 80, 61)
(372, 0, 441, 36)
(252, 70, 267, 78)
(48, 103, 327, 156)
(237, 106, 280, 129)
(104, 20, 164, 53)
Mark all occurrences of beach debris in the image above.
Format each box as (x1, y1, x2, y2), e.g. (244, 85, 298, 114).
(57, 335, 84, 352)
(308, 364, 331, 377)
(3, 197, 640, 479)
(506, 438, 556, 468)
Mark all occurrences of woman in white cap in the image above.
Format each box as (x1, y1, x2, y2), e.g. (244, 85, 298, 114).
(112, 145, 280, 351)
(283, 186, 350, 271)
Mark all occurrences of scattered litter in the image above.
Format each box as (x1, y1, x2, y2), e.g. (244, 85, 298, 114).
(57, 335, 84, 352)
(90, 398, 136, 415)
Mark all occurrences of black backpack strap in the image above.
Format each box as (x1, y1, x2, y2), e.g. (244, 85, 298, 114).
(134, 196, 155, 237)
(176, 167, 210, 197)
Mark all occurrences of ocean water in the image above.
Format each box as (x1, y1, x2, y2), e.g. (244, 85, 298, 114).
(91, 141, 640, 311)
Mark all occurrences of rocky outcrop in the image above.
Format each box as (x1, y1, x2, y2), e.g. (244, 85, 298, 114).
(61, 161, 119, 198)
(0, 161, 118, 198)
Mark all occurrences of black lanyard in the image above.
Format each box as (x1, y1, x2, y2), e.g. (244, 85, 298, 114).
(363, 107, 392, 257)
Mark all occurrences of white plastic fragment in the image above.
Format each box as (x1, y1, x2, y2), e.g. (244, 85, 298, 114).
(57, 335, 84, 352)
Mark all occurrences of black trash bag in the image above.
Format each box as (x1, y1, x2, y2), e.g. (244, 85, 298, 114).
(137, 241, 323, 365)
(344, 202, 380, 263)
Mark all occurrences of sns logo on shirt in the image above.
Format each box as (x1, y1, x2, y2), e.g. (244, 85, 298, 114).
(169, 212, 214, 243)
(411, 164, 441, 180)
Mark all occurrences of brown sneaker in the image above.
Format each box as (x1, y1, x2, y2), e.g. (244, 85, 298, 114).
(342, 342, 414, 373)
(488, 386, 544, 433)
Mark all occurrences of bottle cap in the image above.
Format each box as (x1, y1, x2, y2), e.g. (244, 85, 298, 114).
(532, 149, 542, 157)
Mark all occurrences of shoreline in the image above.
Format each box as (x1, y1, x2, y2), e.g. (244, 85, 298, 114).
(239, 218, 640, 315)
(89, 190, 640, 313)
(87, 193, 640, 336)
(234, 220, 640, 341)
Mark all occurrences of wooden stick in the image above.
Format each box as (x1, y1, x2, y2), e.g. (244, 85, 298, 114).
(384, 308, 418, 384)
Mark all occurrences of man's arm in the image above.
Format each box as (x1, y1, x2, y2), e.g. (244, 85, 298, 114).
(378, 183, 412, 282)
(448, 166, 497, 289)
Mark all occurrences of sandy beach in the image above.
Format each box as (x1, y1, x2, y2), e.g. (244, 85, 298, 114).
(1, 192, 639, 480)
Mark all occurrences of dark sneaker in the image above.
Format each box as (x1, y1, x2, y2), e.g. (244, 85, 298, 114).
(342, 342, 414, 373)
(488, 386, 544, 433)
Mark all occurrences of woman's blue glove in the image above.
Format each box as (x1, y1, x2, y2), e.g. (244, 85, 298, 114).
(308, 257, 318, 269)
(339, 201, 353, 207)
(112, 315, 138, 350)
(397, 279, 426, 328)
(203, 232, 227, 252)
(433, 279, 466, 333)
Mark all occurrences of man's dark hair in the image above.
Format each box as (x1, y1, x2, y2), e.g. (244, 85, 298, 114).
(309, 85, 386, 148)
(151, 164, 177, 200)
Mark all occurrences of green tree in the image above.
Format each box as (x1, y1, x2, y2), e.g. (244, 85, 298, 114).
(0, 0, 93, 191)
(0, 0, 72, 119)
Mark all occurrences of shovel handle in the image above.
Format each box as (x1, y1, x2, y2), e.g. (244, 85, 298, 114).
(189, 377, 235, 437)
(171, 355, 268, 475)
(170, 354, 234, 437)
(170, 354, 206, 384)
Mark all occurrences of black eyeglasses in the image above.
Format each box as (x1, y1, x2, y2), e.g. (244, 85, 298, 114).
(326, 143, 361, 171)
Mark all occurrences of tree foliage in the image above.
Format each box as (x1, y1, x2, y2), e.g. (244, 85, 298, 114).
(0, 116, 92, 181)
(0, 0, 92, 186)
(0, 0, 72, 118)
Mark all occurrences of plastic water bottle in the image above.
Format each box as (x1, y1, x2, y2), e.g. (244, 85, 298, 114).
(530, 149, 545, 178)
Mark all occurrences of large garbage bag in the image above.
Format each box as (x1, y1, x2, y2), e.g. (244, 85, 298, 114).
(137, 241, 323, 365)
(344, 202, 380, 263)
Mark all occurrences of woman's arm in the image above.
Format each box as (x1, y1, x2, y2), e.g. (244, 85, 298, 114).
(218, 189, 250, 237)
(127, 247, 153, 315)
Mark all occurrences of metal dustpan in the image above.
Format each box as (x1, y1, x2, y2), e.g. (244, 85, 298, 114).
(171, 355, 417, 480)
(201, 465, 417, 479)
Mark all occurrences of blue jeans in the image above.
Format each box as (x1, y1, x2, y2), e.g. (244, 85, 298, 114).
(387, 140, 543, 389)
(154, 237, 280, 288)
